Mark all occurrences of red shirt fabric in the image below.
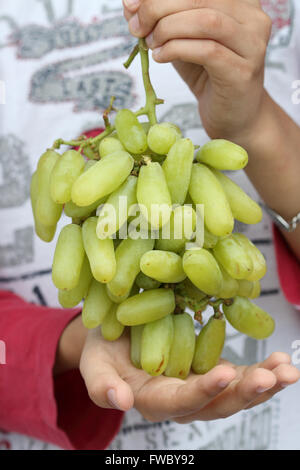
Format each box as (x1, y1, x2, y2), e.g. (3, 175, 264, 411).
(0, 290, 124, 450)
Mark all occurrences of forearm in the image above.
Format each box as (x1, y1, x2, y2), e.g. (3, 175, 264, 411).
(229, 91, 300, 260)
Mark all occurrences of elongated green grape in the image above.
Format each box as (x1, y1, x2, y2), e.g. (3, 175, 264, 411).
(30, 171, 56, 242)
(131, 325, 144, 369)
(58, 256, 92, 308)
(164, 313, 195, 379)
(52, 224, 85, 290)
(218, 266, 239, 299)
(96, 176, 137, 239)
(50, 150, 85, 204)
(107, 238, 154, 301)
(213, 235, 253, 280)
(117, 289, 175, 326)
(99, 137, 124, 158)
(192, 316, 226, 374)
(82, 279, 113, 329)
(183, 249, 223, 296)
(189, 164, 234, 237)
(211, 169, 262, 225)
(35, 150, 63, 227)
(162, 138, 194, 205)
(147, 122, 181, 155)
(115, 109, 147, 154)
(71, 150, 134, 207)
(223, 297, 275, 340)
(156, 205, 196, 253)
(140, 250, 186, 283)
(101, 304, 125, 341)
(176, 278, 207, 303)
(203, 226, 219, 249)
(232, 233, 266, 281)
(136, 272, 161, 290)
(237, 279, 261, 299)
(141, 315, 174, 376)
(137, 162, 172, 229)
(82, 217, 116, 283)
(196, 139, 248, 170)
(64, 197, 106, 219)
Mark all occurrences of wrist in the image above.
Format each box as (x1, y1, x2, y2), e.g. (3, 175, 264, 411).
(53, 314, 88, 376)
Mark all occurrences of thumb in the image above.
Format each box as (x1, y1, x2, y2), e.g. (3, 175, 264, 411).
(82, 360, 134, 411)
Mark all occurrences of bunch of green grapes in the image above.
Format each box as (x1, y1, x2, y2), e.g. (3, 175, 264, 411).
(30, 40, 275, 379)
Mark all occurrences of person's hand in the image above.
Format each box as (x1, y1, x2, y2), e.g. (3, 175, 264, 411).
(79, 328, 300, 422)
(123, 0, 272, 143)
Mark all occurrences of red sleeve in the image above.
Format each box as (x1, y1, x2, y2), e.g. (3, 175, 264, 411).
(272, 225, 300, 308)
(0, 290, 124, 450)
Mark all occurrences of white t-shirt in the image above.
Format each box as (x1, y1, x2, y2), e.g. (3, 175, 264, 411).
(0, 0, 300, 451)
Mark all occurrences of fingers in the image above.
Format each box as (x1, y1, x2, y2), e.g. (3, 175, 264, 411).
(80, 330, 134, 412)
(149, 38, 249, 87)
(259, 351, 291, 370)
(177, 367, 277, 423)
(244, 363, 300, 410)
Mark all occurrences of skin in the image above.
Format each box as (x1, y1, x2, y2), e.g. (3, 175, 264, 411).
(123, 0, 300, 259)
(53, 0, 300, 421)
(55, 316, 300, 422)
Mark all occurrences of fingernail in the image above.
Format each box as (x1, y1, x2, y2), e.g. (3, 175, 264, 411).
(152, 47, 161, 59)
(146, 32, 153, 48)
(280, 382, 290, 388)
(129, 13, 140, 34)
(256, 385, 272, 393)
(124, 0, 140, 9)
(218, 380, 231, 389)
(107, 389, 123, 411)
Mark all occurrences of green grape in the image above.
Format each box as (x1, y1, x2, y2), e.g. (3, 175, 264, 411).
(137, 161, 172, 229)
(196, 139, 248, 170)
(115, 109, 147, 154)
(96, 175, 137, 239)
(175, 278, 207, 303)
(101, 304, 125, 341)
(35, 150, 63, 227)
(164, 313, 196, 379)
(52, 224, 85, 290)
(232, 233, 266, 281)
(82, 217, 116, 283)
(156, 205, 196, 253)
(106, 286, 129, 304)
(84, 160, 97, 171)
(147, 122, 181, 155)
(116, 288, 175, 326)
(218, 266, 239, 299)
(136, 272, 161, 290)
(213, 235, 253, 280)
(223, 296, 275, 340)
(82, 279, 113, 329)
(30, 171, 56, 242)
(71, 150, 134, 207)
(211, 169, 262, 225)
(50, 150, 85, 204)
(64, 197, 106, 219)
(237, 279, 261, 299)
(99, 137, 124, 158)
(141, 315, 174, 376)
(203, 226, 219, 249)
(183, 249, 223, 296)
(162, 138, 194, 205)
(58, 256, 92, 308)
(107, 238, 154, 302)
(140, 250, 186, 283)
(192, 316, 226, 374)
(189, 164, 234, 237)
(131, 325, 144, 369)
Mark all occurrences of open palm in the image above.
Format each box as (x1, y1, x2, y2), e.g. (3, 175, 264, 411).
(80, 328, 299, 423)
